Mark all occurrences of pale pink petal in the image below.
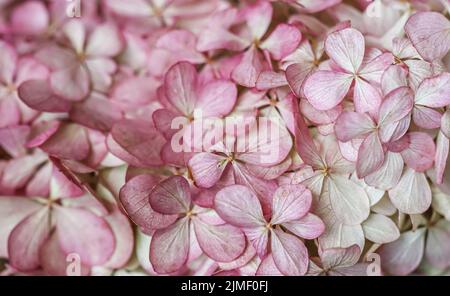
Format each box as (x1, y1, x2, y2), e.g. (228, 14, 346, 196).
(197, 27, 248, 52)
(412, 106, 442, 129)
(119, 175, 177, 232)
(246, 157, 291, 180)
(378, 228, 426, 275)
(256, 71, 288, 91)
(188, 153, 228, 189)
(63, 20, 85, 54)
(85, 58, 116, 92)
(260, 24, 302, 60)
(193, 218, 246, 262)
(0, 125, 29, 158)
(389, 169, 431, 214)
(256, 254, 283, 276)
(400, 132, 435, 172)
(442, 110, 450, 138)
(196, 80, 237, 117)
(362, 214, 400, 244)
(26, 120, 60, 148)
(271, 184, 312, 224)
(245, 0, 273, 40)
(8, 208, 50, 271)
(353, 78, 382, 115)
(231, 46, 267, 88)
(326, 175, 370, 225)
(436, 131, 449, 184)
(0, 197, 42, 258)
(86, 23, 123, 57)
(0, 41, 17, 83)
(102, 209, 134, 269)
(415, 73, 450, 108)
(50, 65, 90, 101)
(365, 151, 403, 190)
(50, 166, 83, 198)
(271, 229, 309, 276)
(300, 99, 342, 126)
(10, 1, 48, 35)
(378, 86, 414, 127)
(218, 242, 256, 271)
(14, 57, 49, 85)
(214, 185, 266, 228)
(405, 12, 450, 61)
(359, 53, 394, 84)
(321, 245, 361, 270)
(18, 80, 71, 112)
(55, 206, 115, 266)
(303, 70, 353, 110)
(381, 65, 408, 95)
(334, 112, 375, 142)
(105, 0, 152, 18)
(149, 176, 191, 215)
(283, 213, 325, 240)
(325, 28, 364, 73)
(285, 63, 314, 98)
(150, 217, 190, 274)
(357, 132, 385, 178)
(425, 220, 450, 269)
(164, 62, 197, 115)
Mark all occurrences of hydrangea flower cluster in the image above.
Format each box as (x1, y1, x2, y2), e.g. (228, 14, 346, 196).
(1, 0, 450, 276)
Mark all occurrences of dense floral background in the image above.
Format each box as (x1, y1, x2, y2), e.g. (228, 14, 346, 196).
(1, 0, 450, 276)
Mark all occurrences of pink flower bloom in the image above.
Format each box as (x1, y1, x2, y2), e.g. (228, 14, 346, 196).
(304, 28, 394, 115)
(215, 184, 324, 275)
(36, 20, 124, 101)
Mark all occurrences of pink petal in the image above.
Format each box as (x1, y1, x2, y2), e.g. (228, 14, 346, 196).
(303, 70, 353, 110)
(412, 106, 442, 129)
(415, 73, 450, 108)
(334, 112, 375, 142)
(70, 93, 123, 132)
(256, 71, 288, 91)
(119, 175, 177, 232)
(358, 53, 394, 84)
(193, 218, 246, 262)
(8, 208, 50, 271)
(50, 64, 90, 101)
(111, 119, 165, 167)
(244, 0, 273, 40)
(196, 80, 237, 117)
(283, 213, 325, 240)
(365, 151, 404, 190)
(50, 165, 84, 198)
(105, 0, 152, 18)
(260, 24, 302, 60)
(18, 80, 71, 112)
(436, 131, 449, 184)
(86, 23, 123, 57)
(425, 220, 450, 269)
(0, 197, 42, 258)
(0, 125, 29, 158)
(40, 124, 89, 161)
(285, 63, 314, 98)
(0, 41, 17, 83)
(381, 65, 408, 95)
(63, 20, 85, 54)
(150, 217, 190, 274)
(10, 1, 49, 35)
(300, 99, 342, 125)
(188, 152, 228, 188)
(231, 46, 266, 88)
(353, 78, 382, 116)
(321, 245, 361, 270)
(378, 228, 426, 275)
(197, 27, 248, 52)
(442, 110, 450, 139)
(256, 254, 283, 276)
(40, 232, 90, 275)
(102, 209, 134, 269)
(55, 206, 115, 266)
(271, 229, 309, 276)
(214, 185, 266, 228)
(271, 184, 312, 225)
(378, 86, 414, 127)
(356, 132, 385, 178)
(405, 12, 450, 61)
(149, 176, 191, 215)
(388, 169, 431, 214)
(15, 57, 49, 85)
(164, 61, 198, 116)
(400, 132, 435, 172)
(325, 28, 364, 73)
(218, 242, 257, 271)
